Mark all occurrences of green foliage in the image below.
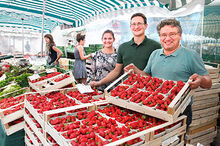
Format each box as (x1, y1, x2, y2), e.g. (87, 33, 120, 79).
(85, 44, 103, 55)
(0, 84, 25, 99)
(0, 73, 33, 88)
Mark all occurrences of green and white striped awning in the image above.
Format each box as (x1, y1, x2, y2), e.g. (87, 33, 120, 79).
(0, 0, 168, 32)
(0, 0, 215, 32)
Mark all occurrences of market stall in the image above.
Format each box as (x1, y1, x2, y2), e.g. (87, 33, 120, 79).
(0, 0, 219, 146)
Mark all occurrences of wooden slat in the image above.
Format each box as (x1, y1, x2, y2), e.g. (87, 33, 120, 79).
(192, 105, 220, 119)
(24, 113, 47, 145)
(142, 126, 186, 146)
(193, 93, 218, 101)
(190, 113, 218, 127)
(192, 102, 218, 111)
(188, 120, 217, 133)
(194, 87, 220, 96)
(195, 83, 220, 92)
(186, 126, 216, 140)
(192, 97, 219, 106)
(24, 124, 41, 146)
(25, 99, 44, 128)
(168, 80, 191, 109)
(188, 130, 217, 144)
(6, 121, 25, 136)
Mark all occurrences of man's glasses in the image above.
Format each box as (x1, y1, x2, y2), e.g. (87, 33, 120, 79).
(130, 22, 145, 27)
(160, 32, 179, 39)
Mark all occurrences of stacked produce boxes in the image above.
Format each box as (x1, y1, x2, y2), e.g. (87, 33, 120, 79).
(0, 88, 28, 135)
(185, 65, 220, 146)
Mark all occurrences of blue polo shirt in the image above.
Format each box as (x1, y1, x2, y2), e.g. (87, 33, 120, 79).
(144, 46, 208, 82)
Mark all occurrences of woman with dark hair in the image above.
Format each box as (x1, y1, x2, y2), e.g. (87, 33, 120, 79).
(87, 30, 117, 91)
(44, 34, 63, 66)
(73, 33, 92, 84)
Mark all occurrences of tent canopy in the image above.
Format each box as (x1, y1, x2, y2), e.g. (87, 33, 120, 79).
(0, 0, 168, 32)
(0, 0, 215, 32)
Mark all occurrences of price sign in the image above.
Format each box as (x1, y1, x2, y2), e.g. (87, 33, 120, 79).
(29, 74, 40, 81)
(76, 84, 94, 94)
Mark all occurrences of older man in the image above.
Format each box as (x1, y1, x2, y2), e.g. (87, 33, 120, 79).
(124, 19, 212, 129)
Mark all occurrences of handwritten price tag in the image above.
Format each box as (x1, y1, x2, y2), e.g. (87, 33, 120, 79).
(29, 74, 40, 81)
(76, 84, 94, 94)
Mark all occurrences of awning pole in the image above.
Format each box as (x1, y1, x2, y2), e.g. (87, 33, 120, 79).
(41, 0, 46, 57)
(21, 18, 24, 56)
(200, 1, 205, 58)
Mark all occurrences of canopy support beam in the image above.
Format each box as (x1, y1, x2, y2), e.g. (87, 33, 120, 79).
(21, 18, 24, 56)
(41, 0, 46, 57)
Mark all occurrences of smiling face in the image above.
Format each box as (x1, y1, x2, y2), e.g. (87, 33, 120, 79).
(102, 32, 115, 48)
(130, 16, 147, 37)
(159, 25, 181, 52)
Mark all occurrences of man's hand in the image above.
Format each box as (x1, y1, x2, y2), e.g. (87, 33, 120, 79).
(88, 81, 101, 88)
(188, 73, 202, 89)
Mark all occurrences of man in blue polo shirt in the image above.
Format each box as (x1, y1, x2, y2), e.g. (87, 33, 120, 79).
(124, 19, 212, 129)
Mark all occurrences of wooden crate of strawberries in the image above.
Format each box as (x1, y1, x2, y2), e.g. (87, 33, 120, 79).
(104, 71, 194, 122)
(43, 101, 186, 146)
(0, 88, 28, 135)
(28, 70, 75, 93)
(24, 87, 106, 145)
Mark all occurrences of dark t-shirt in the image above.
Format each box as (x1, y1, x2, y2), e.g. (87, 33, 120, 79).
(117, 36, 161, 70)
(48, 43, 57, 65)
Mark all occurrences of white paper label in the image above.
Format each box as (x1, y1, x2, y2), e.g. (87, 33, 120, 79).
(76, 84, 94, 94)
(0, 74, 6, 81)
(29, 74, 40, 81)
(46, 69, 55, 73)
(162, 134, 179, 146)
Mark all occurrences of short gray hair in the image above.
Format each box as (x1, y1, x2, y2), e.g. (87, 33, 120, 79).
(157, 19, 182, 35)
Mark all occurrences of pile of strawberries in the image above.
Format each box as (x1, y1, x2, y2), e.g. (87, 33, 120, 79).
(0, 95, 25, 116)
(67, 90, 104, 103)
(54, 74, 70, 82)
(29, 72, 61, 83)
(111, 74, 186, 111)
(47, 104, 164, 145)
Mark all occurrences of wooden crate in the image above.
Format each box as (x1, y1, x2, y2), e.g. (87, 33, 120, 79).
(24, 87, 106, 145)
(2, 120, 25, 136)
(0, 90, 27, 135)
(190, 113, 218, 127)
(44, 103, 94, 146)
(25, 135, 34, 146)
(25, 97, 45, 128)
(0, 102, 24, 124)
(24, 110, 48, 145)
(205, 64, 220, 83)
(186, 129, 217, 146)
(59, 58, 69, 70)
(192, 105, 219, 120)
(104, 71, 194, 122)
(24, 88, 76, 128)
(186, 126, 216, 140)
(24, 123, 43, 146)
(142, 116, 186, 146)
(205, 64, 220, 74)
(194, 84, 220, 97)
(188, 120, 217, 133)
(43, 101, 186, 146)
(28, 70, 75, 93)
